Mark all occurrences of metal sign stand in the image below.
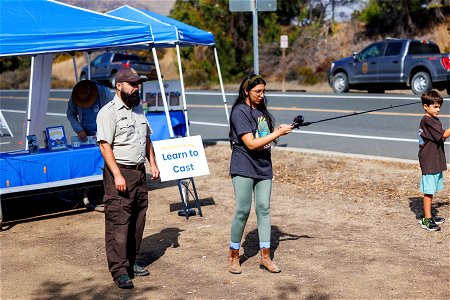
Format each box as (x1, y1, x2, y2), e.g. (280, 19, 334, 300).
(177, 177, 203, 219)
(0, 110, 13, 137)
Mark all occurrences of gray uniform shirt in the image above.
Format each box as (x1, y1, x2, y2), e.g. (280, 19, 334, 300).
(96, 94, 152, 165)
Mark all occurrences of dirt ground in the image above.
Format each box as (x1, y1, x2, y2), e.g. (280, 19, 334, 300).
(1, 143, 449, 300)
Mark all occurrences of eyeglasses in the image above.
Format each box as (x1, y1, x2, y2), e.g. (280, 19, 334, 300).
(251, 89, 266, 96)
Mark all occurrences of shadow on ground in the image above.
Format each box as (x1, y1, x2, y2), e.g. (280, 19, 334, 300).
(240, 225, 313, 265)
(36, 279, 159, 300)
(138, 227, 184, 267)
(408, 196, 449, 219)
(0, 186, 104, 230)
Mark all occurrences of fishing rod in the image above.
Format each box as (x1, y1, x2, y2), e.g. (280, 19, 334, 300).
(292, 100, 422, 128)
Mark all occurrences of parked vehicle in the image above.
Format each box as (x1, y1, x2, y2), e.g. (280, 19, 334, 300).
(80, 52, 155, 87)
(329, 39, 450, 94)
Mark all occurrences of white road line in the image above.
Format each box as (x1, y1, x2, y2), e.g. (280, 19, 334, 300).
(0, 142, 11, 145)
(3, 109, 448, 145)
(1, 109, 65, 117)
(186, 91, 450, 101)
(190, 121, 228, 127)
(190, 121, 450, 145)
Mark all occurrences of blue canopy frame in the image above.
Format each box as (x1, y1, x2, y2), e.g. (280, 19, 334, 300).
(107, 5, 229, 137)
(107, 5, 215, 47)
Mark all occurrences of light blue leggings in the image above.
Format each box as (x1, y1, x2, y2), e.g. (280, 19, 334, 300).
(230, 176, 272, 249)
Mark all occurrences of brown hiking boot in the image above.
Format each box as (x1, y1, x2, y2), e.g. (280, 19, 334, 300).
(228, 249, 242, 274)
(257, 248, 281, 273)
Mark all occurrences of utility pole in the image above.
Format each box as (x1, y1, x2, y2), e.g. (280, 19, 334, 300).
(252, 1, 259, 74)
(229, 0, 277, 74)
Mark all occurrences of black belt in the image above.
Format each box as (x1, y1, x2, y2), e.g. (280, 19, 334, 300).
(117, 163, 145, 170)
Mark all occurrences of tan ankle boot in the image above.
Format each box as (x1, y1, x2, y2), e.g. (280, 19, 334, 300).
(258, 248, 281, 273)
(228, 249, 242, 274)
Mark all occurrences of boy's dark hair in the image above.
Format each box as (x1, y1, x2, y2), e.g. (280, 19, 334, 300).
(420, 90, 443, 106)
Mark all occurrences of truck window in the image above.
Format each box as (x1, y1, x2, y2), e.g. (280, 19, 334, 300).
(408, 42, 440, 55)
(92, 54, 104, 65)
(99, 54, 111, 64)
(384, 42, 402, 56)
(358, 43, 383, 61)
(112, 54, 141, 62)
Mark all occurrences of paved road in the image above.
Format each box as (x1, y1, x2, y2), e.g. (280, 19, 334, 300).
(0, 89, 449, 161)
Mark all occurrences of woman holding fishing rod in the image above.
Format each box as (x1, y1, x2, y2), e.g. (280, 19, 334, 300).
(227, 74, 294, 274)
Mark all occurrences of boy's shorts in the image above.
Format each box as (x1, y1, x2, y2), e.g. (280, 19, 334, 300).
(420, 172, 444, 195)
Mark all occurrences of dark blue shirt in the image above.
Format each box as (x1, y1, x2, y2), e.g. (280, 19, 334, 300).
(229, 103, 272, 179)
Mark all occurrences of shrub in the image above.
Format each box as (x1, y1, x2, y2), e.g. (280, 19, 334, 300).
(297, 66, 320, 85)
(0, 69, 30, 89)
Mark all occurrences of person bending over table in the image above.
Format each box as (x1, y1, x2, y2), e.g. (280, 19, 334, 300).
(96, 68, 160, 289)
(67, 80, 113, 142)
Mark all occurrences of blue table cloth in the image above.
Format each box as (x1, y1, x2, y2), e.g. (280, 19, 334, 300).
(147, 111, 186, 141)
(0, 145, 104, 188)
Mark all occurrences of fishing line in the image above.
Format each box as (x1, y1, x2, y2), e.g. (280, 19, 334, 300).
(292, 100, 422, 128)
(1, 157, 47, 186)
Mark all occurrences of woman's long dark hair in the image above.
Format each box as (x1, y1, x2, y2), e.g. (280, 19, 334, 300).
(229, 74, 276, 144)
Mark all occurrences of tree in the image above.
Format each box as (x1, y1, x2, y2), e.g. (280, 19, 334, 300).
(170, 0, 285, 84)
(358, 0, 448, 36)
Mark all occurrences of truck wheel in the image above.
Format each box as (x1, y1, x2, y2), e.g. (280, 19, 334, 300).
(79, 73, 87, 81)
(411, 71, 432, 95)
(109, 72, 117, 88)
(332, 72, 349, 93)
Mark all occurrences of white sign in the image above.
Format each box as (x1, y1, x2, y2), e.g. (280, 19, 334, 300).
(280, 35, 288, 48)
(153, 135, 210, 182)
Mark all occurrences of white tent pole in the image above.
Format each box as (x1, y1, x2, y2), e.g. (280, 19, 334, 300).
(151, 45, 174, 138)
(71, 53, 78, 82)
(175, 43, 190, 137)
(25, 56, 36, 149)
(213, 46, 229, 127)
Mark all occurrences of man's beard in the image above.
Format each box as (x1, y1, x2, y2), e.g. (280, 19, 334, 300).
(120, 89, 141, 107)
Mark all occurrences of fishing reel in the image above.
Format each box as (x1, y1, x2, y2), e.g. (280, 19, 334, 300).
(291, 115, 310, 128)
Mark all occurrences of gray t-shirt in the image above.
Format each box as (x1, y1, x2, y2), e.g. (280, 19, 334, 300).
(229, 103, 272, 179)
(96, 95, 152, 165)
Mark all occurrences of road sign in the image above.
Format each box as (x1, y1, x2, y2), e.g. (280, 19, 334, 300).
(229, 0, 276, 12)
(280, 35, 288, 48)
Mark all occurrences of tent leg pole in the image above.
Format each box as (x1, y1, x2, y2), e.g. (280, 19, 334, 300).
(175, 43, 190, 137)
(86, 52, 91, 80)
(71, 54, 79, 82)
(213, 46, 229, 127)
(151, 45, 174, 138)
(25, 56, 36, 150)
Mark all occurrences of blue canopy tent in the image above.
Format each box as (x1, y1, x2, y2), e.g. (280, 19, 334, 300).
(0, 0, 154, 56)
(0, 0, 156, 146)
(108, 5, 215, 47)
(0, 0, 208, 221)
(108, 5, 230, 138)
